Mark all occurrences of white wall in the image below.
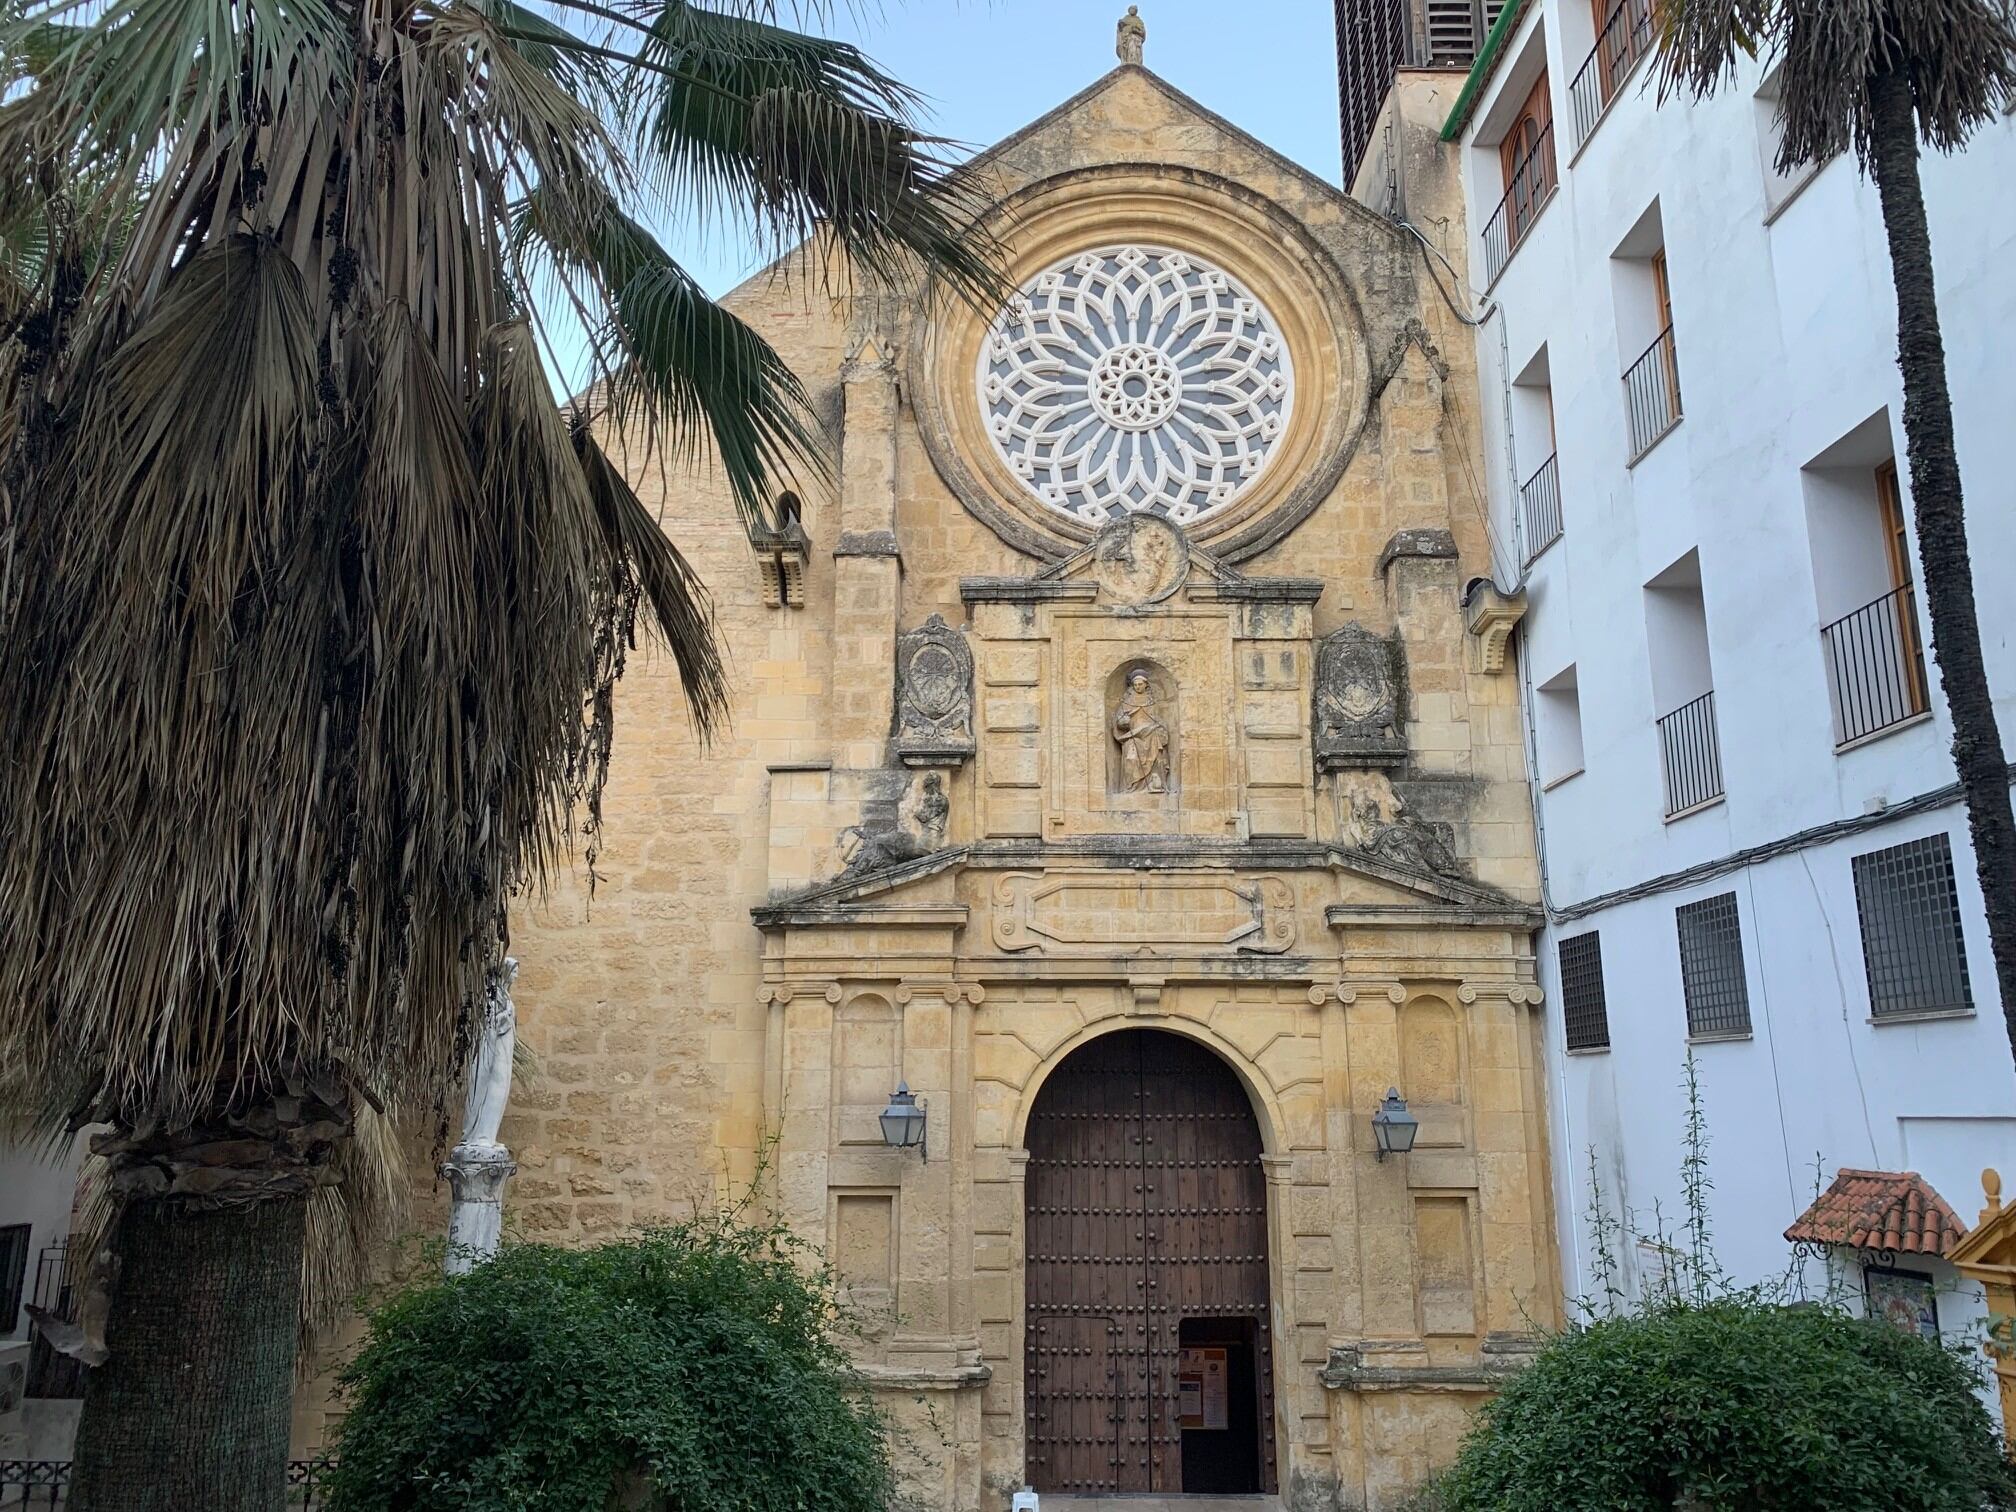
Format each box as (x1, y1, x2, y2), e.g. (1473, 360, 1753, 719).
(1450, 0, 2016, 1379)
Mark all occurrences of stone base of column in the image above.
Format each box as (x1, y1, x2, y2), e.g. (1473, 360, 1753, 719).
(441, 1140, 516, 1276)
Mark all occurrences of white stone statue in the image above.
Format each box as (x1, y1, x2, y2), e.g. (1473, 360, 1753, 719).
(1116, 5, 1146, 65)
(444, 956, 519, 1274)
(459, 956, 517, 1149)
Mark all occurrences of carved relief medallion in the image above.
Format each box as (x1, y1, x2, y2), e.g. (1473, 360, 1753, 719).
(895, 614, 974, 767)
(1091, 514, 1189, 606)
(1314, 624, 1407, 770)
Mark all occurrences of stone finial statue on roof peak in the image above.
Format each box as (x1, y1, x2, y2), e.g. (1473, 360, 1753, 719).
(1116, 6, 1146, 66)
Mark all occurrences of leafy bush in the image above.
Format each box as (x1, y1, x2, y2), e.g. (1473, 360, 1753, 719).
(326, 1213, 893, 1512)
(1436, 1298, 2016, 1512)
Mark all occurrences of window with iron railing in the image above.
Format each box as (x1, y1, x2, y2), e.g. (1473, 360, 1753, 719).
(1623, 324, 1681, 460)
(1521, 452, 1562, 563)
(1823, 584, 1928, 745)
(1656, 689, 1723, 817)
(1852, 833, 1973, 1020)
(1676, 892, 1751, 1038)
(1484, 72, 1556, 284)
(25, 1241, 83, 1400)
(1559, 931, 1611, 1051)
(1484, 122, 1557, 284)
(1811, 458, 1929, 746)
(1570, 0, 1656, 146)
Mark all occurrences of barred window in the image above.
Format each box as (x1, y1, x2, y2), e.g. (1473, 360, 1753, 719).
(1676, 892, 1751, 1038)
(1852, 833, 1973, 1019)
(1559, 931, 1610, 1051)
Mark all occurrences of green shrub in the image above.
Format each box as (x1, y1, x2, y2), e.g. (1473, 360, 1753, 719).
(325, 1214, 893, 1512)
(1436, 1298, 2016, 1512)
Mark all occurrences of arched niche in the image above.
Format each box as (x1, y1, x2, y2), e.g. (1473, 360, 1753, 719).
(1105, 658, 1180, 799)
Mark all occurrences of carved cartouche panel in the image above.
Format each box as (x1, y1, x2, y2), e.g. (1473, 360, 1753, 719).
(1314, 623, 1407, 771)
(991, 871, 1296, 954)
(895, 614, 975, 767)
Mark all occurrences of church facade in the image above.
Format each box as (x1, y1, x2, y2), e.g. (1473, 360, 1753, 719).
(497, 53, 1557, 1512)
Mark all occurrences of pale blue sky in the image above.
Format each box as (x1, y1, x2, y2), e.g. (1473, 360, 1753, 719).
(667, 1, 1344, 299)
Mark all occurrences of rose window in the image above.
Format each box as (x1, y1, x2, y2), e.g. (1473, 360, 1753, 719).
(977, 244, 1293, 526)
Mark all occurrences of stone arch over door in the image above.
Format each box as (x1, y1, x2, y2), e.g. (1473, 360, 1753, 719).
(1022, 1028, 1277, 1498)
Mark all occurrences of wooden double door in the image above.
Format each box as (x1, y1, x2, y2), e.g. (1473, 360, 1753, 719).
(1023, 1029, 1276, 1496)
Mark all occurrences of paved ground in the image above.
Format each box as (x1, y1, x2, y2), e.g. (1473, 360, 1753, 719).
(1039, 1498, 1283, 1512)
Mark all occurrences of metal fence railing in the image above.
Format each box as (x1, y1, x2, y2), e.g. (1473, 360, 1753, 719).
(1569, 0, 1656, 146)
(1521, 452, 1562, 564)
(1821, 583, 1928, 746)
(1623, 324, 1682, 461)
(1657, 690, 1724, 817)
(0, 1458, 337, 1509)
(24, 1244, 82, 1402)
(1481, 120, 1557, 285)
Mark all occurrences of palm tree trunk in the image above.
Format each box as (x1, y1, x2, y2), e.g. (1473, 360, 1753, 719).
(1866, 66, 2016, 1065)
(67, 1195, 307, 1512)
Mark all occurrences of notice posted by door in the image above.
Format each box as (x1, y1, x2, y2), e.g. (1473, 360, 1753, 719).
(1175, 1346, 1229, 1430)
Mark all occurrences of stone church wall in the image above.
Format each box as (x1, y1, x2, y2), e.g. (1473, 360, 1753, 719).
(292, 58, 1556, 1512)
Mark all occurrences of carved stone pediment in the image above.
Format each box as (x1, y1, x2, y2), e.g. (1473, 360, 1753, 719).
(895, 614, 974, 767)
(1314, 624, 1407, 770)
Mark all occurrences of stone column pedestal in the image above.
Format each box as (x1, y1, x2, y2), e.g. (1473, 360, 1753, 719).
(442, 1140, 517, 1275)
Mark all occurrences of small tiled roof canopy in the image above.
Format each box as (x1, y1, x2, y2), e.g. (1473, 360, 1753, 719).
(1784, 1168, 1968, 1258)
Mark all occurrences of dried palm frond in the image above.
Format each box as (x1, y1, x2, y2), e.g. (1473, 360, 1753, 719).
(1655, 0, 2016, 169)
(0, 0, 1001, 1175)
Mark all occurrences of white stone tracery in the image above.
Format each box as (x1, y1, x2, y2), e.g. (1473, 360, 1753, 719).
(978, 245, 1294, 526)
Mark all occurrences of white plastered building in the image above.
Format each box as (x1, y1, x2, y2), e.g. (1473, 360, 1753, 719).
(1352, 0, 2016, 1379)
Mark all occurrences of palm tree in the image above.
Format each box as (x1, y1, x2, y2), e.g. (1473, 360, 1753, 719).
(1656, 1, 2016, 1067)
(0, 0, 997, 1504)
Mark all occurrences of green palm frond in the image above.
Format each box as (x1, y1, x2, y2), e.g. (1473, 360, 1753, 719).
(1655, 0, 2016, 168)
(0, 0, 1001, 1147)
(626, 0, 1002, 306)
(517, 184, 821, 523)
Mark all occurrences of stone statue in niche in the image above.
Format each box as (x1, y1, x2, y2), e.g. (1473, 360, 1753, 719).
(1314, 623, 1408, 770)
(912, 772, 950, 848)
(894, 614, 974, 767)
(1111, 667, 1172, 794)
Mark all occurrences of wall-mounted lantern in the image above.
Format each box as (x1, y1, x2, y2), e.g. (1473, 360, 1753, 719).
(1371, 1088, 1419, 1161)
(880, 1082, 927, 1160)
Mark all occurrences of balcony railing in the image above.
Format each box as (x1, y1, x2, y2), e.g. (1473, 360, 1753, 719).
(25, 1241, 83, 1400)
(1521, 452, 1563, 564)
(1657, 690, 1724, 817)
(1623, 324, 1682, 460)
(1481, 121, 1558, 285)
(1569, 0, 1656, 146)
(1822, 583, 1929, 746)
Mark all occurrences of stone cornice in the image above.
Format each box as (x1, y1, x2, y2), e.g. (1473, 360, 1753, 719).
(752, 838, 1532, 928)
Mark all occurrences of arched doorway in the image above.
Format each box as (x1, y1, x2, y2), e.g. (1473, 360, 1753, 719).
(1024, 1029, 1275, 1496)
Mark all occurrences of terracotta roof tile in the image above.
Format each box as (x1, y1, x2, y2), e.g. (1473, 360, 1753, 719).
(1784, 1168, 1967, 1258)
